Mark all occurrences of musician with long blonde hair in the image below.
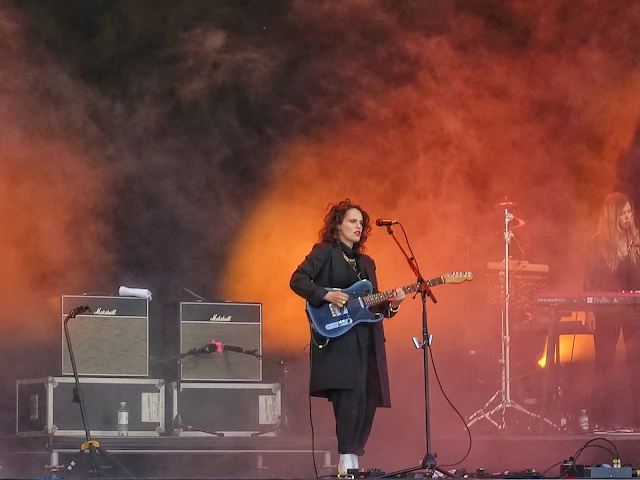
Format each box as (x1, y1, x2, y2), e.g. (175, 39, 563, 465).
(584, 192, 640, 430)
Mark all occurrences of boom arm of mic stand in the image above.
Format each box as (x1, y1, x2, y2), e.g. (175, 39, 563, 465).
(385, 226, 437, 303)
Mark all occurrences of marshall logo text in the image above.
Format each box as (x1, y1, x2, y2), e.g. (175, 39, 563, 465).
(95, 308, 117, 316)
(209, 314, 232, 322)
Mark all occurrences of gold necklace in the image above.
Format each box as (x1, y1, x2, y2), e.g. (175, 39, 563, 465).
(342, 251, 361, 279)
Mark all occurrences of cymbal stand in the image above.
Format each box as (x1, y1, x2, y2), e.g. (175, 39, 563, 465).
(467, 204, 556, 430)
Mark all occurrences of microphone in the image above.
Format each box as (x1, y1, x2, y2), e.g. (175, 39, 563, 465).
(375, 219, 399, 227)
(195, 340, 224, 355)
(70, 305, 90, 316)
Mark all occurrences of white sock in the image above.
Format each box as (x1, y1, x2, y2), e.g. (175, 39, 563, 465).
(351, 453, 359, 471)
(338, 454, 351, 475)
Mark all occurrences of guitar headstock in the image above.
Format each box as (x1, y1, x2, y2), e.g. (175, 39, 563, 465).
(442, 271, 473, 284)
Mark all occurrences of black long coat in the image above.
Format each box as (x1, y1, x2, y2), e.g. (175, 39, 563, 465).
(290, 241, 394, 408)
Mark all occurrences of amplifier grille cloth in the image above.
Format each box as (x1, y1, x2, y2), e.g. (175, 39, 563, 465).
(62, 316, 148, 376)
(181, 323, 261, 381)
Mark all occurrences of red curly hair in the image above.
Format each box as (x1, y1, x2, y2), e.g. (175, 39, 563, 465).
(319, 199, 372, 252)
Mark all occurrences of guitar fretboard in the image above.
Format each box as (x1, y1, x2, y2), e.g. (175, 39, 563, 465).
(362, 277, 445, 307)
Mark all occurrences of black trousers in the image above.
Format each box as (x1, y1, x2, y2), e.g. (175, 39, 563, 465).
(592, 309, 640, 426)
(329, 327, 380, 456)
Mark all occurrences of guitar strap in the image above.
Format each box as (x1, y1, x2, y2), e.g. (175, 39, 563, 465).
(306, 308, 331, 348)
(311, 326, 330, 348)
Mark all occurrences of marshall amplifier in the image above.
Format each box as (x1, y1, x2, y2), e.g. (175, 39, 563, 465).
(180, 302, 262, 381)
(62, 295, 149, 377)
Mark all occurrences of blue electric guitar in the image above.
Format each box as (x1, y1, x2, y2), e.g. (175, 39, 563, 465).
(306, 272, 473, 338)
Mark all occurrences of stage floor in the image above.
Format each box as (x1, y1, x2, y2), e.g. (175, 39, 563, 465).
(0, 432, 639, 479)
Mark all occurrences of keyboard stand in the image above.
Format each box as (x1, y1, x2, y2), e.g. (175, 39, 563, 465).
(539, 308, 592, 433)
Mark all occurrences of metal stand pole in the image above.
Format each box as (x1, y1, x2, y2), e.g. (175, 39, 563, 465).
(63, 306, 135, 478)
(467, 204, 556, 430)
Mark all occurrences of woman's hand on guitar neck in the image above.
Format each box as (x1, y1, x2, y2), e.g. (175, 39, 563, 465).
(324, 290, 348, 308)
(390, 287, 406, 309)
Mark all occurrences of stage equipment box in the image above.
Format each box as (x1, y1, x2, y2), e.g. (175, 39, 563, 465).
(62, 295, 149, 376)
(16, 377, 165, 436)
(180, 302, 262, 381)
(171, 382, 281, 436)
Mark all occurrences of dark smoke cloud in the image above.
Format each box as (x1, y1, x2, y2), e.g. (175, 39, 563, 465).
(1, 0, 640, 475)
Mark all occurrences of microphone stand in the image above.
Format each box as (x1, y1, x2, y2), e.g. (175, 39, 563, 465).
(186, 345, 293, 436)
(378, 225, 454, 478)
(182, 287, 208, 302)
(153, 349, 225, 437)
(248, 354, 295, 437)
(156, 344, 292, 437)
(63, 307, 134, 478)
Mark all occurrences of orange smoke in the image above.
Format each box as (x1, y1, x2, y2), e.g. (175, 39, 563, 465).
(0, 11, 114, 337)
(0, 137, 112, 335)
(220, 2, 640, 361)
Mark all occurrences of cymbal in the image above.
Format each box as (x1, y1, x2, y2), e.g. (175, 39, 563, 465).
(497, 200, 516, 207)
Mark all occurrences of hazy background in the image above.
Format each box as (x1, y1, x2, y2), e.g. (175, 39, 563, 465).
(1, 0, 640, 476)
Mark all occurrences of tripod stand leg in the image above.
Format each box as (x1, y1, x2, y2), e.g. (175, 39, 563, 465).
(509, 401, 557, 428)
(96, 446, 134, 478)
(466, 390, 501, 428)
(373, 453, 456, 479)
(79, 442, 135, 478)
(468, 389, 499, 417)
(475, 399, 511, 429)
(83, 442, 103, 476)
(467, 409, 502, 428)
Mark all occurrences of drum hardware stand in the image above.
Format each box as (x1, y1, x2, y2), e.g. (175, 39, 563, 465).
(466, 202, 556, 430)
(62, 305, 135, 478)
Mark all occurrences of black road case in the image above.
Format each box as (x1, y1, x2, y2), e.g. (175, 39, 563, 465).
(171, 382, 281, 436)
(17, 377, 165, 436)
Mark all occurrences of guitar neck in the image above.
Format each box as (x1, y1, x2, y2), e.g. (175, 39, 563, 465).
(363, 277, 445, 307)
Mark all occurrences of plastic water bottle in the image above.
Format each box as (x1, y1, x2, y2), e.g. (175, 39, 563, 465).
(578, 408, 589, 432)
(559, 414, 567, 431)
(117, 401, 129, 437)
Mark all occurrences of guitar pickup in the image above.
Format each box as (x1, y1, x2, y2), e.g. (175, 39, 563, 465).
(329, 304, 349, 316)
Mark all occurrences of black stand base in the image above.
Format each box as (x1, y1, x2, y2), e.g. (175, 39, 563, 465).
(374, 452, 455, 478)
(66, 440, 134, 478)
(173, 413, 224, 437)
